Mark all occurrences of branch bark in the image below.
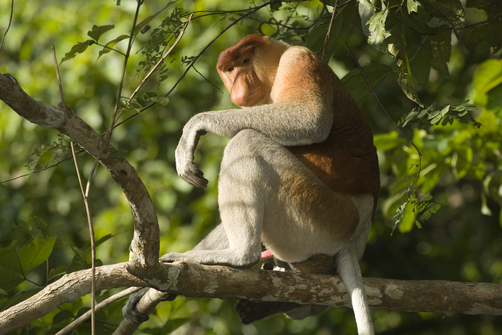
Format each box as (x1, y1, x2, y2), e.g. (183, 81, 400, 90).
(1, 262, 501, 334)
(0, 263, 145, 335)
(0, 73, 160, 270)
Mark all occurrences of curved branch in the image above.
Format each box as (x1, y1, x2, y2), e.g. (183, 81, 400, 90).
(0, 263, 145, 335)
(1, 261, 501, 334)
(0, 73, 160, 269)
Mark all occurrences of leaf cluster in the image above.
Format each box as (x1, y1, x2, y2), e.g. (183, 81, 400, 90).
(392, 194, 441, 233)
(399, 100, 482, 129)
(25, 134, 77, 176)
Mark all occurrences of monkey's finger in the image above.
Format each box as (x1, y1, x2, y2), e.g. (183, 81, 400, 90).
(178, 162, 208, 188)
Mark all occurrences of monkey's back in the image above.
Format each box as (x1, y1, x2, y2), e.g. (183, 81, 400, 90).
(287, 80, 380, 211)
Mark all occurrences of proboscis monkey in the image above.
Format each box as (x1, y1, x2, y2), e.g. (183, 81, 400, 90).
(160, 35, 379, 334)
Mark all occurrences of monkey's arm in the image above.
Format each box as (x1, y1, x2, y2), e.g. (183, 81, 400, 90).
(175, 100, 333, 187)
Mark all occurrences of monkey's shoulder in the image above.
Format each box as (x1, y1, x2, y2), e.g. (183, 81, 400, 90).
(279, 46, 333, 73)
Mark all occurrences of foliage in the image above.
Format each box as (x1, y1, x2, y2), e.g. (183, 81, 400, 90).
(1, 0, 502, 334)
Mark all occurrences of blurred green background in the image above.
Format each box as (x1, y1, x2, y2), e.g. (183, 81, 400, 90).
(1, 0, 501, 334)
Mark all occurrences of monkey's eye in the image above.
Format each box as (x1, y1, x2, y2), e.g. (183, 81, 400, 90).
(243, 58, 250, 64)
(227, 67, 234, 72)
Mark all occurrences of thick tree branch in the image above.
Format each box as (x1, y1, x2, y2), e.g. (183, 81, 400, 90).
(0, 262, 501, 334)
(0, 263, 145, 335)
(0, 73, 159, 270)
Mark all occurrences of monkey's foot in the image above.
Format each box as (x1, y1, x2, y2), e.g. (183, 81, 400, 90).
(122, 288, 151, 324)
(122, 288, 176, 324)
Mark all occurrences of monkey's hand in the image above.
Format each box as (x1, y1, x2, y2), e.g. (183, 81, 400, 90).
(175, 126, 208, 187)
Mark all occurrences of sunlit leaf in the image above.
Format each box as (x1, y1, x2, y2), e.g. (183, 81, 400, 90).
(407, 0, 418, 14)
(358, 0, 375, 37)
(61, 41, 94, 63)
(98, 34, 129, 58)
(366, 3, 391, 51)
(398, 201, 416, 233)
(420, 0, 466, 32)
(398, 70, 423, 106)
(374, 131, 404, 151)
(17, 235, 57, 274)
(473, 59, 502, 118)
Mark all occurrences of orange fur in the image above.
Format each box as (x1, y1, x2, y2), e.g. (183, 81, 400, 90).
(218, 35, 379, 212)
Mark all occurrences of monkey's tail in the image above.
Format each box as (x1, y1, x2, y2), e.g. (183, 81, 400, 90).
(336, 246, 374, 335)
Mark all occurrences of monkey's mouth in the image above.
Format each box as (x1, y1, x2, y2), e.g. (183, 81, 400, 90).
(248, 88, 261, 98)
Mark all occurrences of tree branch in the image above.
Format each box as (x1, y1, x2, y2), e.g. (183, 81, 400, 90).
(0, 262, 501, 334)
(0, 73, 160, 270)
(0, 263, 144, 335)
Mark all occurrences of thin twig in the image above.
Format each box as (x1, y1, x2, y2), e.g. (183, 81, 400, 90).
(0, 0, 14, 54)
(127, 13, 194, 104)
(51, 45, 97, 335)
(322, 0, 338, 60)
(55, 287, 142, 335)
(0, 152, 83, 184)
(104, 0, 144, 146)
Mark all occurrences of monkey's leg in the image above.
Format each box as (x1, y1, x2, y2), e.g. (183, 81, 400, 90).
(161, 129, 271, 268)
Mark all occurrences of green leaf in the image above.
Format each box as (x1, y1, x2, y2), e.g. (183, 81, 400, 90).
(429, 27, 452, 75)
(342, 63, 393, 103)
(422, 195, 433, 202)
(481, 193, 492, 216)
(398, 201, 416, 233)
(87, 24, 115, 42)
(0, 244, 25, 292)
(420, 0, 466, 32)
(98, 34, 129, 58)
(485, 85, 502, 119)
(411, 41, 432, 85)
(150, 96, 170, 106)
(308, 1, 356, 59)
(18, 235, 57, 274)
(358, 0, 376, 37)
(398, 69, 423, 106)
(1, 287, 42, 310)
(473, 59, 502, 118)
(473, 59, 502, 101)
(53, 310, 75, 325)
(0, 235, 56, 292)
(374, 131, 403, 151)
(465, 20, 502, 58)
(133, 2, 176, 36)
(95, 234, 114, 248)
(453, 147, 473, 179)
(61, 41, 94, 63)
(407, 0, 418, 14)
(366, 3, 391, 51)
(420, 169, 441, 194)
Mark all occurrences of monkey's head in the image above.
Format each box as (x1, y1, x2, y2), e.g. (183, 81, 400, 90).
(217, 35, 289, 108)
